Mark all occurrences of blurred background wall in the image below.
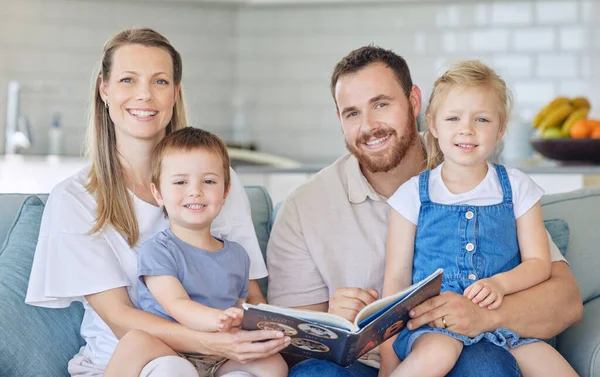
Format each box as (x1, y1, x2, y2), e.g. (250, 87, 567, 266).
(1, 0, 599, 165)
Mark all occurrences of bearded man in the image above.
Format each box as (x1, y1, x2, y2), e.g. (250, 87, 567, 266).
(266, 46, 581, 377)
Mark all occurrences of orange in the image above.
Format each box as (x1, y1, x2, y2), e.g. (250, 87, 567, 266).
(590, 120, 600, 139)
(570, 119, 591, 138)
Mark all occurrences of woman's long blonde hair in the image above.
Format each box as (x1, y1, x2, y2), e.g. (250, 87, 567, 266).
(424, 60, 513, 170)
(86, 28, 187, 246)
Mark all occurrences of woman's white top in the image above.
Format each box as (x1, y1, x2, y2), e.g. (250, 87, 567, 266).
(25, 166, 267, 367)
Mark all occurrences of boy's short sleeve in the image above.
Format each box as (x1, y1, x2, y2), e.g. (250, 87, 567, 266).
(137, 237, 179, 280)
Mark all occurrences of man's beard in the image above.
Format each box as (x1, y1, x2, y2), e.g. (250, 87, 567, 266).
(345, 109, 418, 174)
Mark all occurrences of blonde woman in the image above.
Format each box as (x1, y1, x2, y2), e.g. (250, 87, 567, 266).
(25, 28, 289, 377)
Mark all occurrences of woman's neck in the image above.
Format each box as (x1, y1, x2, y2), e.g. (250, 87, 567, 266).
(117, 137, 161, 203)
(441, 161, 489, 195)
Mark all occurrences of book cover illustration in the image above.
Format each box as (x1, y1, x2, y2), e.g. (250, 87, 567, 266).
(242, 268, 443, 366)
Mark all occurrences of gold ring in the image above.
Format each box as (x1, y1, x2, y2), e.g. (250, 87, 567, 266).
(442, 316, 447, 329)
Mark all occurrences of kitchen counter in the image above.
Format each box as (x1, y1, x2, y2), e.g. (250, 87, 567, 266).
(2, 154, 599, 199)
(235, 155, 600, 175)
(0, 155, 88, 194)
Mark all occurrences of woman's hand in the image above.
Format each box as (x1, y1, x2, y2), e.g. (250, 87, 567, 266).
(205, 328, 291, 364)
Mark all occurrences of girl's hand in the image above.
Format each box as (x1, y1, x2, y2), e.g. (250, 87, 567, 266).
(217, 307, 244, 332)
(464, 277, 505, 309)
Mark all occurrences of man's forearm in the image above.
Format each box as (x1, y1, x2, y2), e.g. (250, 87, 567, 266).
(488, 261, 582, 339)
(247, 280, 267, 305)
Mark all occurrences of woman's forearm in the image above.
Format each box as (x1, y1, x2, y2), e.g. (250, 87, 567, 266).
(487, 261, 582, 339)
(86, 288, 216, 355)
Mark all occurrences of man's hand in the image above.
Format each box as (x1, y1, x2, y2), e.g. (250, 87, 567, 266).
(217, 307, 244, 332)
(407, 291, 496, 338)
(464, 277, 505, 310)
(328, 288, 379, 321)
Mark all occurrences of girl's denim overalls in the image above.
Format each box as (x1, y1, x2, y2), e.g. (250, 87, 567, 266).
(393, 164, 539, 360)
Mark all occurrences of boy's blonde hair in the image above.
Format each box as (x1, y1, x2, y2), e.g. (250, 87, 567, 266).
(424, 60, 513, 170)
(151, 128, 231, 217)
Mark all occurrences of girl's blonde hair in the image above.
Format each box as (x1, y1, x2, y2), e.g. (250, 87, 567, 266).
(86, 28, 187, 246)
(424, 60, 513, 170)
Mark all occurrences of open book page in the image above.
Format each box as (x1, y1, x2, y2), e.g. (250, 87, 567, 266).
(244, 268, 443, 333)
(353, 268, 444, 329)
(242, 303, 357, 332)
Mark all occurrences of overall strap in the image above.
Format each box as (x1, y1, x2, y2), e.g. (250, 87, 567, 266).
(418, 169, 432, 204)
(494, 164, 513, 204)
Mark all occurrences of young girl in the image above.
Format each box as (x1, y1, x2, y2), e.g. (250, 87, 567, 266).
(104, 128, 288, 377)
(379, 61, 577, 377)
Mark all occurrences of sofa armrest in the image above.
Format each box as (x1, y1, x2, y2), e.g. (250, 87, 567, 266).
(556, 297, 600, 377)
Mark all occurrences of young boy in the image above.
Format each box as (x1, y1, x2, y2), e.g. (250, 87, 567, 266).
(104, 128, 288, 377)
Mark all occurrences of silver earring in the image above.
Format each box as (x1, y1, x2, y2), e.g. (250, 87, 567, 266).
(104, 101, 109, 109)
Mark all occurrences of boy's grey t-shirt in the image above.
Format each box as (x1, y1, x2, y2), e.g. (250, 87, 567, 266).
(137, 228, 250, 322)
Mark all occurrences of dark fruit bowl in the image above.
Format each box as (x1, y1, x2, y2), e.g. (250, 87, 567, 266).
(530, 137, 600, 164)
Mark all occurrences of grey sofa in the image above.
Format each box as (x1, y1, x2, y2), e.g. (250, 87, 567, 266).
(1, 187, 599, 376)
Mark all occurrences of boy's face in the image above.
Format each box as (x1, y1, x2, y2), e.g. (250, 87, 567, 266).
(152, 149, 229, 231)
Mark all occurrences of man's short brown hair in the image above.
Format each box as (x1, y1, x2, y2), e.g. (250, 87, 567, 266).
(330, 45, 413, 109)
(151, 127, 231, 193)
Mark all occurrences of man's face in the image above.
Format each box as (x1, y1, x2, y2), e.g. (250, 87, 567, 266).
(335, 62, 420, 173)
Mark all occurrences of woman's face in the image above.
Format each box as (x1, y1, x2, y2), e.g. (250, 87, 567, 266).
(100, 44, 179, 145)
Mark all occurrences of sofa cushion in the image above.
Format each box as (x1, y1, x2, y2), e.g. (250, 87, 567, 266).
(542, 188, 600, 304)
(544, 218, 569, 256)
(244, 186, 273, 296)
(0, 194, 49, 256)
(0, 196, 84, 377)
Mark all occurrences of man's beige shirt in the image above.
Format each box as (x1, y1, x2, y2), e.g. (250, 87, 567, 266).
(268, 153, 565, 306)
(266, 153, 566, 366)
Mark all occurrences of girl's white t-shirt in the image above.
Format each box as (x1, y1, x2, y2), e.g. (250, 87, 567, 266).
(25, 166, 268, 368)
(388, 163, 545, 225)
(387, 163, 567, 264)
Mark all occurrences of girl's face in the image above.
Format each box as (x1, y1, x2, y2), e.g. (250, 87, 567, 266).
(100, 44, 179, 146)
(430, 85, 505, 169)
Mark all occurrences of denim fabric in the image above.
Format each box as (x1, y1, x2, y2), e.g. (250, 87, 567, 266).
(447, 342, 521, 377)
(394, 165, 537, 362)
(412, 165, 520, 289)
(289, 342, 521, 377)
(289, 359, 379, 377)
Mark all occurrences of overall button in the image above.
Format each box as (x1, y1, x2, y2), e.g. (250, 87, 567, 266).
(468, 274, 477, 280)
(465, 211, 474, 220)
(465, 243, 475, 252)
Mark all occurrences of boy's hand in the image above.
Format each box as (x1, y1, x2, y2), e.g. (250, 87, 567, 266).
(217, 307, 244, 332)
(464, 277, 505, 310)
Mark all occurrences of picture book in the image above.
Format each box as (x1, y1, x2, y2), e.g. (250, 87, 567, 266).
(242, 268, 443, 367)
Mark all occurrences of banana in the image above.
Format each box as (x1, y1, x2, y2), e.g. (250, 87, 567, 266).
(539, 103, 574, 130)
(561, 107, 589, 136)
(571, 97, 591, 110)
(533, 97, 571, 128)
